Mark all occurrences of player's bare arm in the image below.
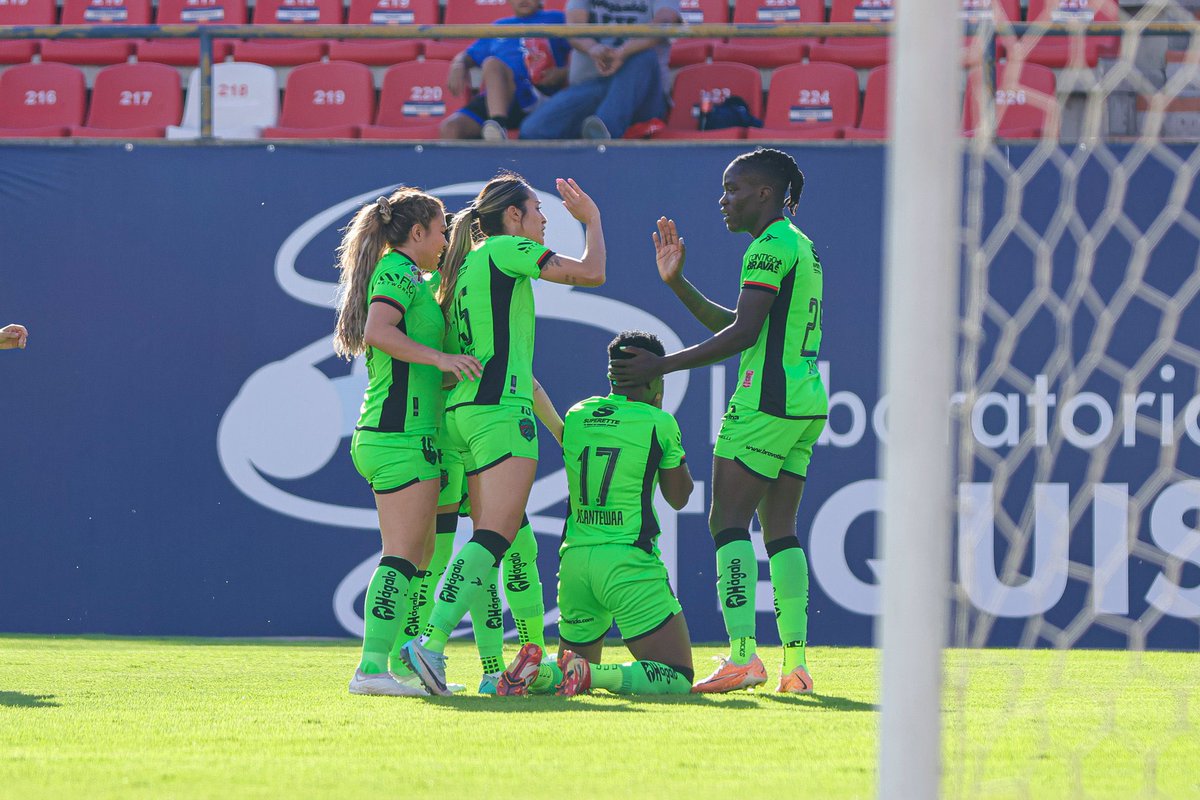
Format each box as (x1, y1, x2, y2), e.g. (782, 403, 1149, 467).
(532, 377, 564, 445)
(658, 463, 694, 510)
(539, 178, 607, 287)
(610, 288, 774, 385)
(654, 217, 735, 333)
(364, 302, 482, 382)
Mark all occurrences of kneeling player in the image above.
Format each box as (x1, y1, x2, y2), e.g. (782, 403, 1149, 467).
(498, 331, 696, 697)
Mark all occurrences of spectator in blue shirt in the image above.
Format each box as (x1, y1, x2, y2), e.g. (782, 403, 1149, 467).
(439, 0, 570, 141)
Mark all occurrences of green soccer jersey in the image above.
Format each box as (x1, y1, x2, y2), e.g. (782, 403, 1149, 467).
(445, 235, 554, 410)
(354, 251, 446, 434)
(730, 217, 828, 419)
(561, 394, 686, 555)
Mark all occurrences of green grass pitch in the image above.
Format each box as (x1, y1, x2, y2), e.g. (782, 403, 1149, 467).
(1, 635, 1197, 799)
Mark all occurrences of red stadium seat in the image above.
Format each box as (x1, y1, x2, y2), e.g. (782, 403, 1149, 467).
(361, 60, 466, 139)
(71, 62, 182, 137)
(326, 0, 438, 65)
(963, 61, 1057, 138)
(232, 0, 343, 66)
(1012, 0, 1120, 68)
(711, 0, 822, 68)
(0, 0, 54, 64)
(423, 0, 510, 60)
(40, 0, 151, 65)
(670, 0, 728, 68)
(0, 62, 86, 137)
(961, 0, 1020, 65)
(264, 61, 374, 138)
(653, 62, 762, 140)
(807, 0, 891, 68)
(137, 0, 246, 65)
(746, 61, 858, 139)
(842, 63, 888, 139)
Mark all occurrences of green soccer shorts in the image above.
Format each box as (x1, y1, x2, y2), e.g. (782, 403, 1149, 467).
(713, 403, 826, 481)
(436, 438, 467, 508)
(445, 403, 539, 475)
(557, 544, 682, 646)
(350, 429, 442, 493)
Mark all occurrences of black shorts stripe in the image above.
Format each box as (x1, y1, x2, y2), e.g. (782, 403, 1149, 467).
(559, 631, 608, 648)
(623, 611, 679, 644)
(779, 468, 807, 481)
(731, 456, 776, 483)
(465, 452, 513, 477)
(373, 475, 424, 494)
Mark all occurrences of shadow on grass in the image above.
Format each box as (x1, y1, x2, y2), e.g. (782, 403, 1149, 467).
(757, 692, 877, 712)
(0, 691, 60, 708)
(421, 694, 771, 711)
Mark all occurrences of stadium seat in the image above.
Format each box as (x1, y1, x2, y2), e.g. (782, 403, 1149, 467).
(669, 0, 729, 68)
(710, 0, 822, 68)
(963, 61, 1057, 138)
(841, 63, 888, 139)
(167, 62, 280, 139)
(961, 0, 1021, 65)
(71, 62, 182, 137)
(0, 0, 54, 64)
(0, 62, 86, 137)
(807, 0, 891, 68)
(746, 61, 858, 139)
(326, 0, 437, 65)
(263, 61, 374, 138)
(137, 0, 247, 65)
(653, 62, 762, 140)
(360, 60, 465, 139)
(423, 0, 511, 60)
(231, 0, 343, 66)
(1012, 0, 1120, 68)
(39, 0, 151, 65)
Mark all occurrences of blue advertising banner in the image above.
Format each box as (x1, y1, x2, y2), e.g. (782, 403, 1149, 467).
(0, 143, 1197, 649)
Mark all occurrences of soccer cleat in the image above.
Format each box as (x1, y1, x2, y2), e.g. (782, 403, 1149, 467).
(448, 682, 467, 694)
(400, 640, 450, 696)
(477, 672, 502, 695)
(348, 668, 429, 697)
(777, 665, 814, 694)
(496, 642, 543, 696)
(691, 654, 768, 694)
(481, 119, 508, 142)
(555, 650, 592, 697)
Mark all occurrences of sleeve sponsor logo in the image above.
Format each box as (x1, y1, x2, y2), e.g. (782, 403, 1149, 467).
(515, 240, 538, 253)
(747, 253, 783, 274)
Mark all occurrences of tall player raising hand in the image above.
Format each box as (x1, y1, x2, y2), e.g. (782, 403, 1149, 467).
(610, 148, 826, 695)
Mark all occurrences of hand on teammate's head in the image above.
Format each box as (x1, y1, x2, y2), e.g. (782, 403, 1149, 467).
(0, 323, 28, 350)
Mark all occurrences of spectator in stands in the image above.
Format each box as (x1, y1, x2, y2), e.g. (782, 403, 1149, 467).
(440, 0, 570, 141)
(518, 0, 681, 140)
(1, 323, 27, 350)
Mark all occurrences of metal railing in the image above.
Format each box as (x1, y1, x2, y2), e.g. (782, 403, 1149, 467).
(1, 20, 1196, 138)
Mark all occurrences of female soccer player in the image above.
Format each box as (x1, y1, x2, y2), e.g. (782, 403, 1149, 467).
(610, 148, 825, 695)
(400, 173, 607, 695)
(333, 188, 482, 697)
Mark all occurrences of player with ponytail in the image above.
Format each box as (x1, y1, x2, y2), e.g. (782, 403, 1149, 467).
(610, 147, 826, 695)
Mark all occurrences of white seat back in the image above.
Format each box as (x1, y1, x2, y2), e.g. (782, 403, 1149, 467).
(168, 62, 279, 139)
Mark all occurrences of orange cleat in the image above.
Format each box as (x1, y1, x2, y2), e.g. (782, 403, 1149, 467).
(776, 665, 814, 694)
(496, 642, 543, 696)
(691, 654, 768, 693)
(555, 650, 592, 697)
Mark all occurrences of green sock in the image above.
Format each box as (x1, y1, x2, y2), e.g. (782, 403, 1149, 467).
(390, 530, 455, 672)
(528, 662, 563, 694)
(422, 530, 509, 654)
(715, 528, 758, 664)
(470, 566, 505, 674)
(504, 516, 545, 648)
(589, 661, 692, 695)
(359, 556, 416, 674)
(768, 537, 810, 672)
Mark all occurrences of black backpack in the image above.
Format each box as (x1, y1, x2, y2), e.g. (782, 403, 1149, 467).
(698, 95, 763, 131)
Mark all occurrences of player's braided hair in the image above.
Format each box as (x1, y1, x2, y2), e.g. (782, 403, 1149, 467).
(731, 148, 805, 216)
(333, 187, 444, 359)
(437, 172, 533, 314)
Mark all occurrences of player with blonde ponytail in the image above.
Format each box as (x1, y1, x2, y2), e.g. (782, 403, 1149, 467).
(334, 187, 482, 697)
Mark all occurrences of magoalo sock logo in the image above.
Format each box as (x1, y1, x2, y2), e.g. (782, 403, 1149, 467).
(371, 569, 402, 620)
(484, 587, 503, 630)
(725, 558, 749, 608)
(505, 550, 530, 593)
(640, 661, 677, 684)
(404, 581, 428, 637)
(440, 558, 467, 603)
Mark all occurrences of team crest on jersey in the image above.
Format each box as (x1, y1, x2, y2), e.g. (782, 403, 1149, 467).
(421, 436, 438, 466)
(742, 370, 755, 388)
(519, 418, 536, 442)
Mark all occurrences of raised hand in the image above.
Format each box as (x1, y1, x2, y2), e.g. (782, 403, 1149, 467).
(0, 323, 28, 350)
(556, 178, 600, 225)
(438, 352, 483, 381)
(652, 217, 686, 286)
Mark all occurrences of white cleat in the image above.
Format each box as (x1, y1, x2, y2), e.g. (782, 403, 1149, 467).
(348, 668, 429, 697)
